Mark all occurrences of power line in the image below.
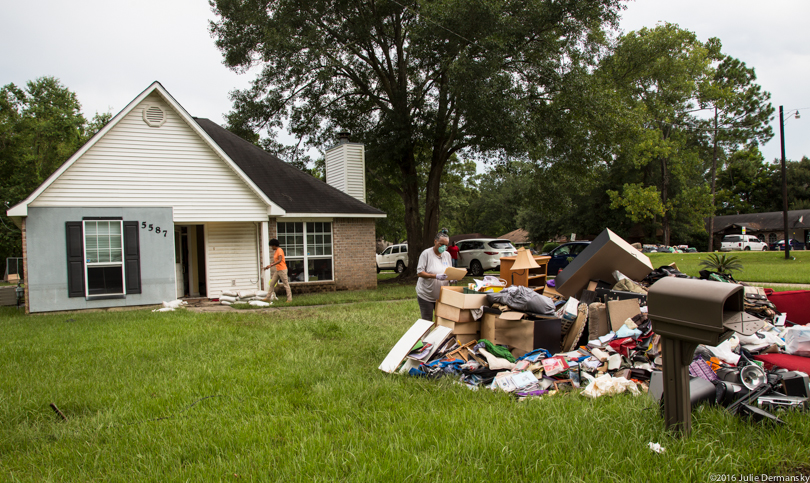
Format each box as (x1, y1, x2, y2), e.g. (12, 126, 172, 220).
(384, 0, 485, 50)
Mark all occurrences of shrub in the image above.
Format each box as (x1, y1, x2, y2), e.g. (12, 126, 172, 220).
(698, 253, 744, 274)
(541, 242, 559, 253)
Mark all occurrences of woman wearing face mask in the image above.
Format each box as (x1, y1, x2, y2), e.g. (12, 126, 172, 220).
(415, 229, 453, 321)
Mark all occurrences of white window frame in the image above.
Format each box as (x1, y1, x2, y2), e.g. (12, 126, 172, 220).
(277, 220, 334, 282)
(82, 220, 126, 298)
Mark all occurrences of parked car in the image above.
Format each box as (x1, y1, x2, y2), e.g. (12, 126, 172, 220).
(376, 243, 408, 273)
(720, 234, 768, 251)
(456, 239, 518, 276)
(543, 241, 591, 276)
(770, 239, 807, 251)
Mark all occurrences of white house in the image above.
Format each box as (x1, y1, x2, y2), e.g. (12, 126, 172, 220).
(7, 82, 385, 313)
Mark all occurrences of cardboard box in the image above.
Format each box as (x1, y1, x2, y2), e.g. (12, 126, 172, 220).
(436, 302, 475, 323)
(481, 312, 561, 354)
(607, 299, 641, 332)
(556, 228, 653, 298)
(439, 286, 489, 309)
(436, 317, 480, 334)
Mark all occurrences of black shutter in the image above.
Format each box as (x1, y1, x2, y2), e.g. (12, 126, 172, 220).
(65, 222, 85, 298)
(124, 221, 142, 294)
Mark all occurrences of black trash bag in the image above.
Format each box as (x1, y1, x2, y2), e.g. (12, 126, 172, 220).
(699, 270, 738, 283)
(485, 285, 555, 316)
(643, 265, 691, 285)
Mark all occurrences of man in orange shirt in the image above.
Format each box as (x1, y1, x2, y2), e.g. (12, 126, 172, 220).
(264, 239, 292, 302)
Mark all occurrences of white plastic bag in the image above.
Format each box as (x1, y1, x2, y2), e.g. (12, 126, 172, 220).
(162, 299, 187, 309)
(784, 326, 810, 357)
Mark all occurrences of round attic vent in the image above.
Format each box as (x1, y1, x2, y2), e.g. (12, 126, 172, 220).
(142, 105, 166, 127)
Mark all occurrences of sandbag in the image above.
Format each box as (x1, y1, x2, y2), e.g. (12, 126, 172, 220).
(485, 285, 555, 316)
(221, 290, 238, 297)
(249, 300, 271, 307)
(219, 295, 237, 303)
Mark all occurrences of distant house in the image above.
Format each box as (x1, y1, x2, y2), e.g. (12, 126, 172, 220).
(708, 210, 810, 247)
(7, 81, 385, 313)
(499, 228, 531, 248)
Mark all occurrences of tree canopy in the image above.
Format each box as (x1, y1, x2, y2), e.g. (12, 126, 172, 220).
(0, 77, 110, 263)
(210, 0, 623, 273)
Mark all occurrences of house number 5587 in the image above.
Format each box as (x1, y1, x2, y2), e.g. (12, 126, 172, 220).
(141, 221, 169, 237)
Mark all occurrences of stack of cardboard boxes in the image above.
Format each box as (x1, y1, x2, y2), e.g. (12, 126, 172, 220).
(435, 287, 488, 344)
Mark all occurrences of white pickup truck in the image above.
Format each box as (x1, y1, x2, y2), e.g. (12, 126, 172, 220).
(376, 243, 409, 273)
(720, 234, 768, 251)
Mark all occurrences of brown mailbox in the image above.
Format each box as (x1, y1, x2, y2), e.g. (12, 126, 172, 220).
(648, 277, 764, 436)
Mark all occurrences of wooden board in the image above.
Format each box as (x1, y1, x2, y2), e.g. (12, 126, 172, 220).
(378, 319, 434, 373)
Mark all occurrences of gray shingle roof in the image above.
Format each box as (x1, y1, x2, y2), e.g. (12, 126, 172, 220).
(195, 118, 384, 216)
(708, 209, 810, 233)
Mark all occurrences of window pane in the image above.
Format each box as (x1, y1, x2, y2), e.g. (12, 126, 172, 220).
(110, 249, 123, 262)
(110, 237, 121, 249)
(86, 237, 97, 250)
(287, 259, 305, 282)
(296, 236, 303, 246)
(315, 246, 323, 256)
(307, 235, 314, 245)
(323, 234, 331, 244)
(308, 258, 332, 281)
(109, 222, 121, 235)
(97, 222, 109, 236)
(278, 224, 286, 234)
(87, 266, 124, 295)
(307, 222, 314, 232)
(85, 222, 97, 236)
(294, 222, 303, 232)
(86, 250, 99, 264)
(324, 246, 331, 255)
(98, 236, 110, 249)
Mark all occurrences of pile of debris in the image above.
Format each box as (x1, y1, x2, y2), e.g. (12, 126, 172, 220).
(380, 228, 810, 429)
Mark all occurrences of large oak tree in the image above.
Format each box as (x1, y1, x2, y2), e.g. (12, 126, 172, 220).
(210, 0, 622, 274)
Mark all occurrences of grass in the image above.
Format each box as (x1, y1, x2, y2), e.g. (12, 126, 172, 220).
(648, 251, 810, 284)
(2, 299, 809, 481)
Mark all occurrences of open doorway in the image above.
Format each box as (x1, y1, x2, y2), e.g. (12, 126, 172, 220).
(173, 225, 206, 298)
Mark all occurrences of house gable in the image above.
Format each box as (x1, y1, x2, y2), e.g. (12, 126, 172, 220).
(17, 83, 280, 223)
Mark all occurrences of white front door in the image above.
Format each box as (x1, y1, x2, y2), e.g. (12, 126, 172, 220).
(175, 228, 184, 298)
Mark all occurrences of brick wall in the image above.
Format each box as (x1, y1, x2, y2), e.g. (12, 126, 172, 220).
(333, 218, 377, 291)
(265, 217, 376, 293)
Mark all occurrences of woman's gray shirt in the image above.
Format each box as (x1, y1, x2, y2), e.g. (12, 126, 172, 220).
(415, 247, 453, 302)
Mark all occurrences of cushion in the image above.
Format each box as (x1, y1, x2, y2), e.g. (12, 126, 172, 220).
(754, 353, 810, 373)
(765, 290, 810, 325)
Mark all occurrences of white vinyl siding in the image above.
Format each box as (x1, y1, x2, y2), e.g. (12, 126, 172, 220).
(325, 143, 365, 203)
(31, 93, 268, 222)
(205, 222, 261, 297)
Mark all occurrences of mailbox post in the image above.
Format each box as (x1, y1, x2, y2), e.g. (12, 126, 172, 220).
(648, 277, 763, 436)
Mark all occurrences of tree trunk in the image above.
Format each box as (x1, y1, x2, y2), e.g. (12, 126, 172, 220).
(708, 107, 719, 252)
(400, 149, 423, 277)
(661, 155, 670, 246)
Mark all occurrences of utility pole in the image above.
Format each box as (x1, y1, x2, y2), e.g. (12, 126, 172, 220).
(779, 105, 790, 260)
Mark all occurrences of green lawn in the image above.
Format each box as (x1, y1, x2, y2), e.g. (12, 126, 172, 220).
(648, 251, 810, 284)
(2, 299, 809, 481)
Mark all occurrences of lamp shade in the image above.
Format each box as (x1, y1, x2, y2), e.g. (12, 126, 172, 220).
(511, 247, 540, 271)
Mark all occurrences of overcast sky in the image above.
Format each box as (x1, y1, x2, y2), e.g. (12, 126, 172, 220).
(2, 0, 808, 163)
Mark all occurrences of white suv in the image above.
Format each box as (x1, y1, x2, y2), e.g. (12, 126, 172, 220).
(721, 234, 768, 251)
(376, 243, 408, 273)
(456, 239, 517, 276)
